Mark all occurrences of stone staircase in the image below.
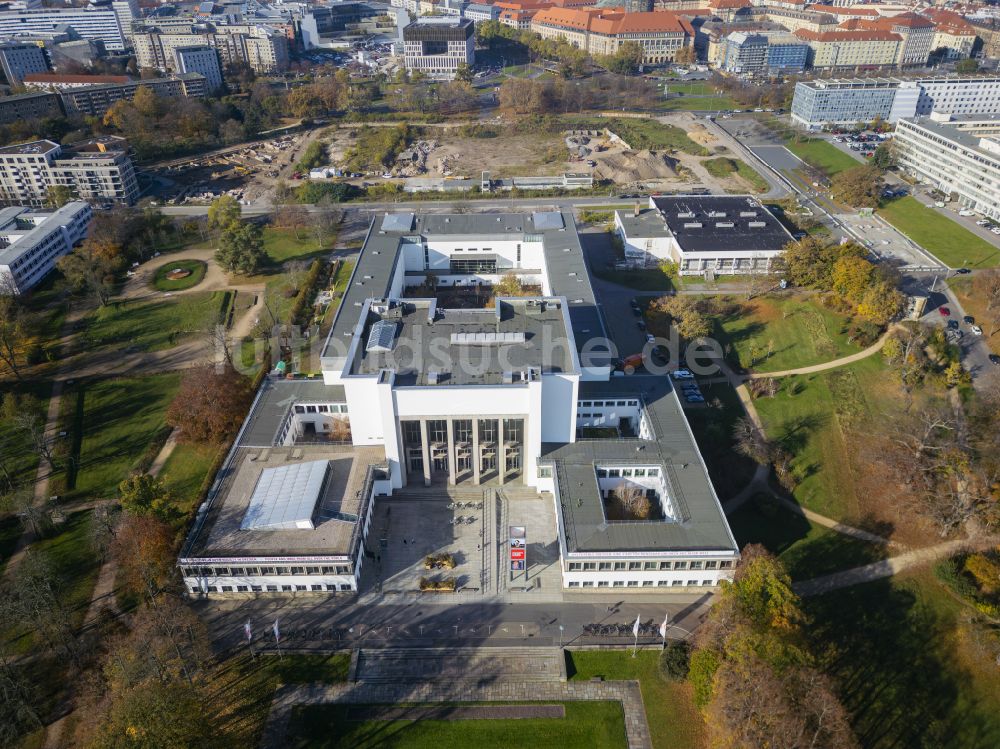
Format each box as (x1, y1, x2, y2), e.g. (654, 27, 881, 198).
(353, 646, 566, 684)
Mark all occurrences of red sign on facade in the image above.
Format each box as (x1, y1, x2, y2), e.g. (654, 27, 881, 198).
(510, 548, 525, 561)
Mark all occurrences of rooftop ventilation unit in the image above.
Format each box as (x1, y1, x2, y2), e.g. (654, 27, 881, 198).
(748, 221, 766, 228)
(740, 211, 758, 217)
(682, 222, 702, 229)
(450, 331, 526, 345)
(677, 211, 694, 219)
(708, 211, 727, 218)
(715, 221, 734, 228)
(366, 320, 397, 352)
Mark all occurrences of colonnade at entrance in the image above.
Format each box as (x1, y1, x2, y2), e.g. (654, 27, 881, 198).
(401, 417, 525, 486)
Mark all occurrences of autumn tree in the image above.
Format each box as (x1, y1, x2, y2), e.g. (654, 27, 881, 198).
(215, 221, 266, 275)
(493, 273, 529, 297)
(646, 295, 711, 340)
(972, 269, 1000, 336)
(674, 45, 696, 65)
(0, 295, 28, 379)
(780, 237, 866, 289)
(45, 184, 76, 209)
(611, 482, 652, 519)
(733, 416, 772, 465)
(499, 78, 544, 115)
(111, 513, 176, 604)
(57, 243, 118, 306)
(118, 474, 175, 522)
(166, 363, 253, 443)
(206, 194, 241, 236)
(830, 165, 883, 209)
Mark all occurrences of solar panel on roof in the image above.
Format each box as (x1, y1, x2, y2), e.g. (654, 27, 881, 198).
(366, 320, 397, 352)
(532, 211, 564, 230)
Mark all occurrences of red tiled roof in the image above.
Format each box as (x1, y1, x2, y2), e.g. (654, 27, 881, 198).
(794, 28, 901, 42)
(533, 7, 691, 35)
(808, 4, 878, 16)
(23, 73, 132, 84)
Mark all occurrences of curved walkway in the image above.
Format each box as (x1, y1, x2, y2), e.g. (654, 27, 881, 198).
(745, 326, 898, 380)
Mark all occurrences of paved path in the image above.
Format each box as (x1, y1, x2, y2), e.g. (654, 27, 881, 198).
(744, 327, 896, 380)
(793, 535, 999, 597)
(261, 646, 651, 749)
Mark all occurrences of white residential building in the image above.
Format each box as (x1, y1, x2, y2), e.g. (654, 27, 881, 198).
(0, 137, 138, 207)
(0, 201, 91, 294)
(0, 1, 137, 52)
(894, 114, 1000, 224)
(173, 46, 224, 93)
(179, 210, 739, 597)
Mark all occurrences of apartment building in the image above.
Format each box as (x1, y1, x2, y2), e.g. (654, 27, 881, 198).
(179, 210, 739, 598)
(402, 17, 474, 80)
(0, 1, 137, 52)
(0, 137, 138, 207)
(531, 8, 695, 65)
(133, 24, 289, 74)
(894, 113, 1000, 223)
(792, 76, 1000, 129)
(173, 46, 224, 93)
(0, 42, 47, 86)
(923, 8, 977, 60)
(54, 74, 207, 117)
(720, 29, 807, 73)
(970, 18, 1000, 60)
(0, 91, 62, 125)
(793, 28, 901, 69)
(0, 201, 91, 294)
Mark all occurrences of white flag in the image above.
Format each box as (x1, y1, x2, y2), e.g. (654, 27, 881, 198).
(632, 614, 641, 638)
(659, 613, 669, 639)
(273, 618, 281, 644)
(244, 621, 252, 643)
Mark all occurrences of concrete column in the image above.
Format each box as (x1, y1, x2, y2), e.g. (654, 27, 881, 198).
(472, 418, 481, 485)
(497, 417, 505, 486)
(446, 419, 456, 486)
(419, 419, 431, 487)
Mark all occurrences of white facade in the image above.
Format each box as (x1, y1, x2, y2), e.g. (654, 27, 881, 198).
(173, 46, 224, 93)
(894, 116, 1000, 223)
(0, 6, 131, 51)
(0, 201, 91, 294)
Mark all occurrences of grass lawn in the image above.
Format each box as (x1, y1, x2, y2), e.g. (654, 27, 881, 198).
(878, 197, 1000, 269)
(786, 139, 859, 177)
(660, 95, 737, 112)
(713, 294, 859, 373)
(157, 441, 220, 517)
(58, 373, 181, 500)
(949, 276, 999, 355)
(262, 227, 326, 264)
(83, 291, 231, 352)
(684, 380, 757, 502)
(287, 701, 626, 749)
(806, 570, 1000, 748)
(591, 267, 675, 292)
(726, 502, 887, 581)
(569, 117, 708, 156)
(702, 157, 769, 193)
(3, 510, 100, 655)
(0, 379, 50, 498)
(151, 259, 207, 291)
(567, 650, 704, 749)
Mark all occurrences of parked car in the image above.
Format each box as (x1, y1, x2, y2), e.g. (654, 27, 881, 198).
(947, 319, 959, 330)
(684, 393, 705, 403)
(939, 306, 951, 316)
(990, 354, 1000, 366)
(964, 315, 975, 325)
(992, 227, 1000, 235)
(645, 333, 655, 344)
(971, 325, 983, 336)
(954, 268, 971, 274)
(959, 209, 976, 217)
(636, 320, 646, 330)
(672, 370, 695, 380)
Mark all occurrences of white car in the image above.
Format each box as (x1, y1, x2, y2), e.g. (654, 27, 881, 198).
(993, 228, 1000, 235)
(672, 370, 695, 380)
(971, 325, 983, 336)
(959, 210, 976, 217)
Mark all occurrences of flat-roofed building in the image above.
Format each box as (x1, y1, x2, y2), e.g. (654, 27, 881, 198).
(179, 209, 739, 597)
(173, 46, 223, 93)
(614, 194, 792, 274)
(0, 41, 47, 86)
(894, 113, 1000, 223)
(0, 91, 62, 125)
(0, 2, 135, 52)
(0, 201, 91, 294)
(402, 17, 474, 79)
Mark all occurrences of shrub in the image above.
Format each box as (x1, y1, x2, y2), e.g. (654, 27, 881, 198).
(688, 648, 720, 708)
(659, 641, 691, 681)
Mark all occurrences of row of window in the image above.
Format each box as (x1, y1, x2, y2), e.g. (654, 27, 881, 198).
(182, 565, 351, 576)
(568, 579, 716, 588)
(578, 400, 638, 408)
(293, 403, 348, 414)
(568, 559, 731, 571)
(596, 467, 659, 479)
(194, 583, 353, 593)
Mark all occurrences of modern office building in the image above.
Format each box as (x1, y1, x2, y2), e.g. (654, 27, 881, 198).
(721, 31, 767, 73)
(0, 91, 62, 125)
(133, 24, 289, 74)
(791, 76, 1000, 129)
(402, 17, 474, 80)
(614, 195, 792, 274)
(0, 41, 47, 86)
(0, 201, 91, 294)
(0, 137, 138, 207)
(173, 46, 223, 93)
(179, 210, 739, 597)
(894, 113, 1000, 224)
(299, 2, 384, 48)
(0, 1, 137, 52)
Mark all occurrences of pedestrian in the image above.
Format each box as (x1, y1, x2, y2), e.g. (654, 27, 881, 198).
(403, 539, 407, 545)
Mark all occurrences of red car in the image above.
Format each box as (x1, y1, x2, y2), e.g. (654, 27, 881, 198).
(939, 306, 951, 316)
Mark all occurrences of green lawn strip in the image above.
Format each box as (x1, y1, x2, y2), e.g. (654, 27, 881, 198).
(262, 227, 326, 264)
(684, 381, 757, 502)
(58, 373, 181, 501)
(567, 650, 704, 749)
(2, 510, 100, 655)
(726, 503, 887, 581)
(660, 96, 738, 112)
(713, 295, 858, 373)
(83, 291, 230, 352)
(702, 157, 768, 193)
(157, 441, 220, 516)
(565, 116, 708, 156)
(806, 570, 1000, 748)
(786, 139, 859, 177)
(878, 197, 1000, 269)
(0, 380, 50, 498)
(151, 259, 207, 291)
(287, 701, 627, 749)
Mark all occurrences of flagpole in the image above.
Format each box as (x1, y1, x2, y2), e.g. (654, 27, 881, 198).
(631, 614, 640, 658)
(274, 618, 283, 660)
(245, 620, 255, 660)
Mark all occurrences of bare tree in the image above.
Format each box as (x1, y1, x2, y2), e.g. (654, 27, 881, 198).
(733, 416, 772, 465)
(613, 482, 652, 519)
(0, 296, 27, 380)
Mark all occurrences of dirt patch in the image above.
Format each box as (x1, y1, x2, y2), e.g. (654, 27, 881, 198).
(687, 123, 718, 147)
(593, 149, 677, 183)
